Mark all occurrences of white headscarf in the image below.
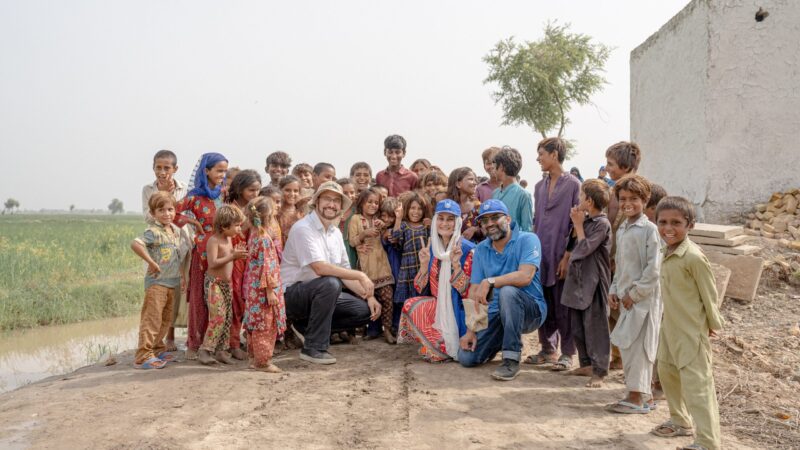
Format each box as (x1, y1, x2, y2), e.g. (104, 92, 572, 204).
(430, 211, 463, 359)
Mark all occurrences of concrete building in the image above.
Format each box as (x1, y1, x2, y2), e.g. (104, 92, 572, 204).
(630, 0, 800, 223)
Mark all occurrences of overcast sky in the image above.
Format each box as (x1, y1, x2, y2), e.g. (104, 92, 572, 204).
(0, 0, 688, 211)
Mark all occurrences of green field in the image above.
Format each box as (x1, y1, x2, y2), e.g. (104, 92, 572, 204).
(0, 214, 148, 331)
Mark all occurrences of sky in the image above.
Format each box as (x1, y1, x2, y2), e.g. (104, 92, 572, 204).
(0, 0, 689, 211)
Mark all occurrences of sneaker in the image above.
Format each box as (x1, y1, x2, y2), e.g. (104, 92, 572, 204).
(299, 348, 337, 365)
(492, 358, 520, 381)
(291, 323, 305, 345)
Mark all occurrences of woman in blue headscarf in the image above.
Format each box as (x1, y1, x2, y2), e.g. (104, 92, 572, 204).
(174, 152, 229, 359)
(397, 199, 476, 362)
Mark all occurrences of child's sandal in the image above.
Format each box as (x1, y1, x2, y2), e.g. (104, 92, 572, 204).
(650, 420, 694, 438)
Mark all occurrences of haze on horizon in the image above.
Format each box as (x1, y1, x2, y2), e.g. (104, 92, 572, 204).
(0, 0, 689, 212)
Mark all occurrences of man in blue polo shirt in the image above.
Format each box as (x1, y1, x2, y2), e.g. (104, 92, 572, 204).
(458, 199, 547, 381)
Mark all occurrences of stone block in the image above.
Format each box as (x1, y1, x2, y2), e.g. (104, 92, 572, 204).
(762, 223, 776, 234)
(761, 231, 776, 239)
(791, 241, 800, 251)
(689, 234, 751, 247)
(788, 225, 800, 240)
(744, 229, 761, 237)
(756, 203, 768, 213)
(763, 211, 775, 221)
(773, 220, 788, 233)
(689, 223, 743, 239)
(750, 219, 762, 229)
(710, 263, 731, 306)
(698, 244, 760, 255)
(703, 252, 764, 302)
(755, 211, 765, 221)
(786, 195, 798, 214)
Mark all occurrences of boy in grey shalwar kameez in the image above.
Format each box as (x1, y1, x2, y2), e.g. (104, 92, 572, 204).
(607, 175, 662, 414)
(561, 179, 612, 387)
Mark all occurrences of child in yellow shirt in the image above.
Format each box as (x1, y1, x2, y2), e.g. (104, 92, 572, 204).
(651, 196, 724, 450)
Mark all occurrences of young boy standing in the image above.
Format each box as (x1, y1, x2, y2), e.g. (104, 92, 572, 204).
(312, 162, 336, 190)
(651, 196, 724, 450)
(130, 192, 191, 369)
(490, 146, 532, 232)
(199, 205, 248, 365)
(561, 179, 612, 387)
(141, 149, 190, 352)
(376, 134, 417, 197)
(529, 137, 580, 370)
(350, 162, 373, 194)
(265, 151, 292, 187)
(607, 174, 662, 414)
(476, 147, 501, 202)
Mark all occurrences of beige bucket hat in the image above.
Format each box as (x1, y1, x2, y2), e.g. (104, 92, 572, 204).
(311, 181, 352, 213)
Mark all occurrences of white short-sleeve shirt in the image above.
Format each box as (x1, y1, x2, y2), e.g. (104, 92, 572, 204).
(280, 211, 351, 289)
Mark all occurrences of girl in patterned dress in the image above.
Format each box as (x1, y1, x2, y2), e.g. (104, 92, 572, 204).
(277, 175, 306, 247)
(391, 192, 430, 311)
(446, 167, 484, 244)
(348, 188, 395, 343)
(398, 200, 475, 362)
(225, 170, 263, 360)
(174, 152, 229, 359)
(243, 196, 286, 373)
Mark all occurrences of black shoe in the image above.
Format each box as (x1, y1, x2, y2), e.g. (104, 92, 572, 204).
(300, 348, 337, 365)
(492, 358, 520, 381)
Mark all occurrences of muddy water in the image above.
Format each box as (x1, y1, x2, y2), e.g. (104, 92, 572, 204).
(0, 316, 140, 394)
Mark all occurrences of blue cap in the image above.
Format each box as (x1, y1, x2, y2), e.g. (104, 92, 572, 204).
(476, 199, 509, 220)
(435, 199, 461, 216)
(599, 165, 606, 170)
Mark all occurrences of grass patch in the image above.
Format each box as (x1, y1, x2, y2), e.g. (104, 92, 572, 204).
(0, 214, 147, 331)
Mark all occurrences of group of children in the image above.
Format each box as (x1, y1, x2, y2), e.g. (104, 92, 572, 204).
(131, 133, 725, 450)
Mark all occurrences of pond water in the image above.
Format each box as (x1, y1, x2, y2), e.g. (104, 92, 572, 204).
(0, 316, 140, 394)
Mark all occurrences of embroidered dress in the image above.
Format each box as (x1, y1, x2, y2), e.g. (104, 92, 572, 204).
(175, 194, 223, 350)
(391, 222, 429, 303)
(278, 208, 305, 247)
(243, 232, 287, 366)
(229, 228, 248, 351)
(461, 200, 484, 243)
(349, 214, 395, 331)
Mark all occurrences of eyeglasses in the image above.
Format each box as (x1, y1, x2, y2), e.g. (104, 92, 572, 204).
(478, 214, 504, 226)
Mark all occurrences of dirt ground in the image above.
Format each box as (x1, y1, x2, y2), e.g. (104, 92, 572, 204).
(0, 238, 797, 450)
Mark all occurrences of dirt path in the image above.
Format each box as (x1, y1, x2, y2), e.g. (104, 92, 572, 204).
(0, 333, 759, 450)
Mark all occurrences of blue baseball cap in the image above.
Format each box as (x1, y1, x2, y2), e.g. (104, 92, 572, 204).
(476, 199, 509, 220)
(434, 199, 461, 216)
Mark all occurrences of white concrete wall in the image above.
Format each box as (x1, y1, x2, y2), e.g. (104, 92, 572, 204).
(631, 0, 800, 223)
(704, 0, 800, 222)
(631, 0, 710, 217)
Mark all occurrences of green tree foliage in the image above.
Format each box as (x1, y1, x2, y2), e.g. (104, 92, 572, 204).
(4, 198, 20, 214)
(484, 22, 611, 147)
(108, 198, 124, 214)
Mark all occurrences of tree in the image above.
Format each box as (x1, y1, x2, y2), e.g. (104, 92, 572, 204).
(69, 204, 75, 212)
(4, 198, 19, 214)
(484, 22, 611, 152)
(108, 198, 124, 214)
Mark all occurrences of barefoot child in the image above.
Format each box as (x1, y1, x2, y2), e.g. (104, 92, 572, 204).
(607, 175, 662, 414)
(198, 205, 248, 365)
(379, 197, 403, 331)
(175, 152, 229, 359)
(651, 196, 724, 450)
(560, 179, 612, 387)
(291, 163, 315, 198)
(391, 193, 430, 311)
(278, 175, 306, 247)
(258, 185, 284, 257)
(349, 188, 395, 343)
(243, 197, 287, 373)
(350, 162, 373, 194)
(226, 170, 263, 360)
(131, 192, 190, 369)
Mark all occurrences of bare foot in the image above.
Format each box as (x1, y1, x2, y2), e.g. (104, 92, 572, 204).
(383, 329, 396, 344)
(609, 357, 623, 370)
(565, 366, 593, 377)
(185, 348, 198, 360)
(164, 340, 178, 352)
(197, 349, 216, 365)
(214, 350, 235, 365)
(230, 347, 247, 360)
(585, 375, 605, 388)
(250, 363, 282, 373)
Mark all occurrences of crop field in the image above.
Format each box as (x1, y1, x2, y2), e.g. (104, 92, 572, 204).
(0, 214, 147, 331)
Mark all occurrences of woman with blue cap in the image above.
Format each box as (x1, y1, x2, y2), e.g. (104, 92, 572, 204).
(397, 199, 476, 362)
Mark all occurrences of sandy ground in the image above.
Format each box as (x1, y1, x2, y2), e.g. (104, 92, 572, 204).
(0, 332, 760, 450)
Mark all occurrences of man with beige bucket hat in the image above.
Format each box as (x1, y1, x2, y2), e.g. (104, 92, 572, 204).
(280, 181, 382, 364)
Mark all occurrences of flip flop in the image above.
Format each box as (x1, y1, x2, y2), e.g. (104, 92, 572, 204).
(134, 357, 167, 370)
(676, 445, 707, 450)
(606, 400, 650, 414)
(651, 420, 694, 438)
(523, 351, 557, 365)
(550, 355, 573, 371)
(157, 352, 177, 362)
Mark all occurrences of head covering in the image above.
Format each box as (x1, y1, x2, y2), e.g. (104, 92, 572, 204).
(430, 200, 464, 360)
(434, 199, 461, 217)
(475, 199, 509, 221)
(311, 180, 352, 213)
(188, 152, 228, 200)
(599, 165, 606, 171)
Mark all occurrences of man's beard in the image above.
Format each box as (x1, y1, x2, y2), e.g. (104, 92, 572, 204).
(486, 223, 508, 241)
(319, 206, 341, 220)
